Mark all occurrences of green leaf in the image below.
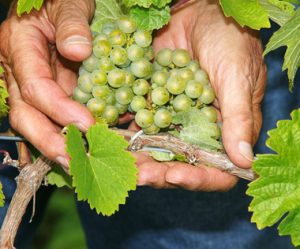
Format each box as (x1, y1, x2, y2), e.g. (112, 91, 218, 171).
(264, 8, 300, 90)
(47, 165, 73, 189)
(91, 0, 123, 33)
(129, 5, 171, 31)
(247, 109, 300, 246)
(66, 124, 137, 216)
(220, 0, 270, 29)
(260, 0, 296, 26)
(0, 182, 4, 207)
(150, 150, 175, 161)
(123, 0, 172, 8)
(172, 108, 223, 151)
(0, 66, 9, 121)
(17, 0, 44, 16)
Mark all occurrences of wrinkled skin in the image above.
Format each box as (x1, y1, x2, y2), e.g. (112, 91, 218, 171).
(0, 0, 266, 190)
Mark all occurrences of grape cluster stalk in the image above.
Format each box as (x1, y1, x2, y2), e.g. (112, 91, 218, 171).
(73, 16, 219, 137)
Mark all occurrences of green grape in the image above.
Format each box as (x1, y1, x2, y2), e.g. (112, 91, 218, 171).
(187, 60, 200, 73)
(132, 79, 150, 96)
(185, 80, 203, 99)
(115, 86, 134, 105)
(79, 67, 88, 76)
(73, 87, 92, 104)
(153, 61, 164, 71)
(93, 40, 112, 58)
(200, 106, 218, 123)
(172, 49, 191, 68)
(156, 48, 172, 67)
(151, 71, 169, 86)
(102, 22, 117, 35)
(115, 102, 128, 114)
(117, 16, 137, 33)
(154, 108, 172, 128)
(178, 68, 194, 82)
(151, 83, 158, 89)
(93, 33, 107, 45)
(143, 123, 160, 134)
(91, 70, 107, 85)
(199, 86, 215, 104)
(124, 71, 135, 87)
(211, 123, 221, 139)
(102, 105, 119, 126)
(127, 44, 144, 62)
(98, 57, 115, 72)
(169, 69, 179, 77)
(135, 109, 154, 128)
(134, 30, 152, 47)
(92, 85, 111, 100)
(106, 91, 116, 105)
(172, 94, 192, 112)
(108, 69, 126, 88)
(144, 47, 154, 61)
(151, 87, 170, 106)
(194, 69, 209, 85)
(130, 95, 147, 112)
(166, 76, 186, 95)
(108, 29, 127, 46)
(110, 46, 128, 66)
(83, 55, 98, 72)
(87, 98, 106, 116)
(130, 58, 153, 78)
(78, 74, 93, 93)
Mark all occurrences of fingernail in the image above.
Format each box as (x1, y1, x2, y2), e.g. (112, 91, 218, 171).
(56, 156, 69, 169)
(64, 35, 91, 46)
(238, 141, 254, 162)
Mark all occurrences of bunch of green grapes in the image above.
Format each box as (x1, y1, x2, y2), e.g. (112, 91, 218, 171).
(73, 16, 218, 136)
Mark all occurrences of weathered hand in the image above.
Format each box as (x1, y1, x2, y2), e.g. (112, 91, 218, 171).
(0, 0, 96, 169)
(134, 0, 266, 191)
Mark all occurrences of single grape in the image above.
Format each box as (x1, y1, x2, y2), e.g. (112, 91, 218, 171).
(187, 60, 200, 73)
(123, 71, 134, 87)
(211, 123, 221, 140)
(115, 86, 134, 105)
(172, 94, 192, 112)
(83, 55, 98, 72)
(172, 49, 191, 68)
(108, 29, 127, 46)
(102, 22, 117, 35)
(102, 105, 119, 126)
(185, 80, 203, 99)
(87, 98, 106, 116)
(151, 71, 169, 86)
(98, 57, 115, 72)
(93, 33, 107, 45)
(151, 87, 170, 106)
(117, 16, 137, 33)
(130, 58, 153, 78)
(194, 69, 209, 85)
(178, 68, 194, 82)
(130, 95, 147, 112)
(110, 46, 128, 66)
(154, 108, 172, 128)
(92, 85, 111, 100)
(135, 109, 154, 128)
(156, 48, 172, 67)
(78, 74, 93, 93)
(73, 87, 92, 104)
(166, 76, 186, 95)
(144, 47, 154, 61)
(115, 102, 128, 115)
(93, 40, 112, 58)
(132, 79, 150, 96)
(106, 91, 116, 105)
(199, 86, 215, 104)
(153, 61, 164, 71)
(91, 70, 107, 85)
(127, 44, 144, 62)
(143, 123, 160, 134)
(108, 69, 126, 88)
(134, 30, 152, 47)
(200, 106, 218, 123)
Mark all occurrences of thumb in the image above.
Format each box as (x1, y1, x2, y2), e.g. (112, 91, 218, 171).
(52, 0, 94, 61)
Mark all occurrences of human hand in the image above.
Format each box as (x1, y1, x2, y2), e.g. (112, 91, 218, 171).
(134, 0, 266, 191)
(0, 0, 95, 169)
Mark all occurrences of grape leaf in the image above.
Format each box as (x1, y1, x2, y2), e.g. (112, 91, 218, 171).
(0, 66, 9, 121)
(264, 8, 300, 90)
(247, 109, 300, 246)
(129, 5, 171, 31)
(172, 108, 223, 151)
(17, 0, 44, 16)
(47, 164, 72, 189)
(66, 124, 137, 216)
(123, 0, 172, 8)
(0, 182, 4, 207)
(220, 0, 270, 29)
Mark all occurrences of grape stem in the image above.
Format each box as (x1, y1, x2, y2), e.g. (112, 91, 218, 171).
(116, 129, 257, 181)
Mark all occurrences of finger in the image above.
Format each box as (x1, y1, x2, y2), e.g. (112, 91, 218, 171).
(50, 0, 94, 61)
(165, 163, 238, 191)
